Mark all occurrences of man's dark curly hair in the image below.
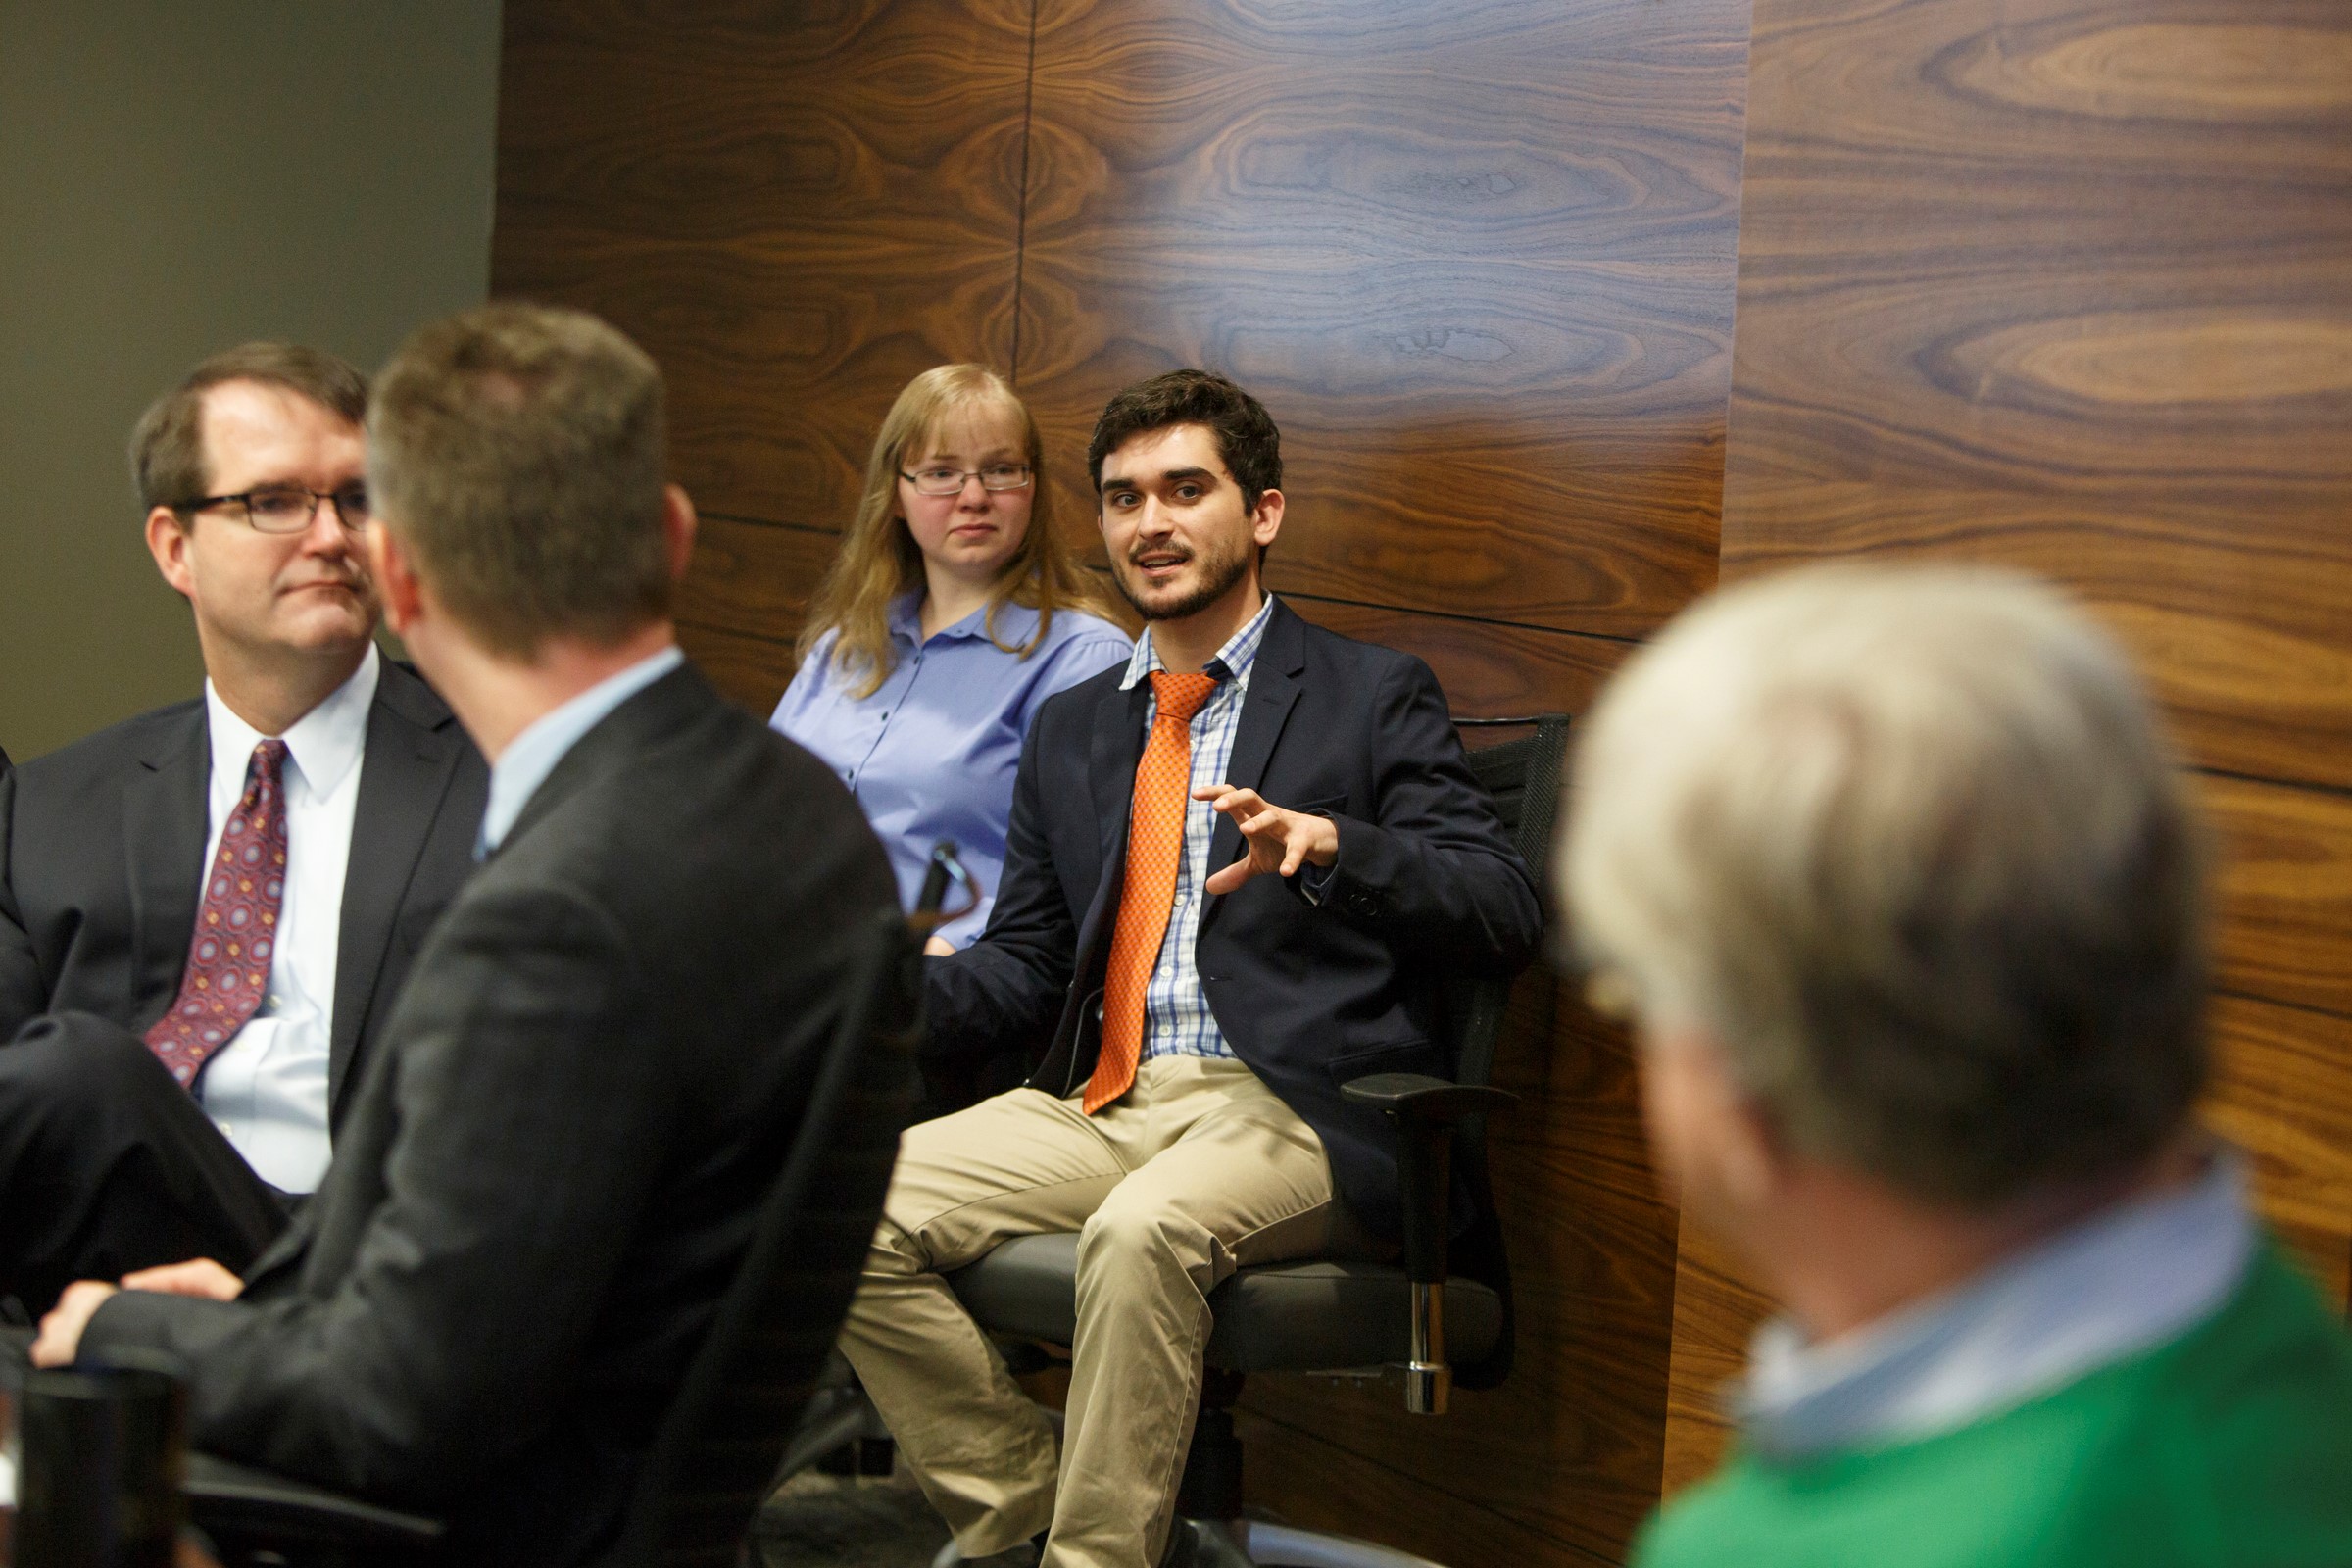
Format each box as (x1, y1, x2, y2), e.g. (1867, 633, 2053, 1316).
(1086, 369, 1282, 511)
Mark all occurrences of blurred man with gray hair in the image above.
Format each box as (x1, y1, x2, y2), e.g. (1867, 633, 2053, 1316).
(1564, 564, 2352, 1567)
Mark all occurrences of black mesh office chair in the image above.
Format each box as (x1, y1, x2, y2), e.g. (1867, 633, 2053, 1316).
(183, 900, 927, 1568)
(934, 714, 1570, 1568)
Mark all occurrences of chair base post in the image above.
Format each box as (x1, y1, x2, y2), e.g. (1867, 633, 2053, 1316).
(1401, 1361, 1450, 1415)
(1176, 1372, 1248, 1524)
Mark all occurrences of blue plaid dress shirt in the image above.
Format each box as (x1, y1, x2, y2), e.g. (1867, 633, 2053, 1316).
(1116, 593, 1280, 1062)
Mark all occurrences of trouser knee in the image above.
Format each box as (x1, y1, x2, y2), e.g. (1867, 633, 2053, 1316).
(1076, 1194, 1213, 1296)
(0, 1012, 162, 1126)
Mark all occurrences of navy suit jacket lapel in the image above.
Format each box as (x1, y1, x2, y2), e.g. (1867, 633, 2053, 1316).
(330, 665, 465, 1117)
(125, 709, 210, 1028)
(1203, 603, 1306, 917)
(1077, 677, 1152, 971)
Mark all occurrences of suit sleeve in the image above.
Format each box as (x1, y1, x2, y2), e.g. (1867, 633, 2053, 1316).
(1310, 657, 1544, 974)
(0, 759, 44, 1039)
(922, 703, 1079, 1064)
(83, 880, 674, 1507)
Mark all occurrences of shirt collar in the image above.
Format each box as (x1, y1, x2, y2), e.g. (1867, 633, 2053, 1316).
(204, 642, 379, 800)
(478, 645, 685, 857)
(1737, 1148, 2255, 1462)
(892, 592, 1037, 647)
(1120, 592, 1278, 692)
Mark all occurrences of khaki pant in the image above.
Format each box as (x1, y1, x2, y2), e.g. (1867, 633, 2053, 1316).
(839, 1055, 1338, 1568)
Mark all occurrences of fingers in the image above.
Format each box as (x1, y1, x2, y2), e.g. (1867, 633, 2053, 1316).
(31, 1281, 117, 1367)
(1203, 852, 1255, 897)
(1199, 784, 1288, 843)
(121, 1258, 243, 1300)
(922, 934, 957, 956)
(1193, 784, 1263, 816)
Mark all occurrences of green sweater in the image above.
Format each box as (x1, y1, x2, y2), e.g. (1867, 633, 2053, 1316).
(1636, 1248, 2352, 1568)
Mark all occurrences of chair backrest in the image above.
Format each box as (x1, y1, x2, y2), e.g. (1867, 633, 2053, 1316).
(1440, 713, 1571, 1390)
(599, 907, 922, 1567)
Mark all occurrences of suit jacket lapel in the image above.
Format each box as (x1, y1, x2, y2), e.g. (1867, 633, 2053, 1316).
(1204, 603, 1306, 904)
(1090, 677, 1151, 874)
(1074, 678, 1152, 973)
(125, 710, 210, 1026)
(330, 667, 463, 1117)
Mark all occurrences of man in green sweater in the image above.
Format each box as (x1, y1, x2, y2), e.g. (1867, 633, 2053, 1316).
(1561, 564, 2352, 1567)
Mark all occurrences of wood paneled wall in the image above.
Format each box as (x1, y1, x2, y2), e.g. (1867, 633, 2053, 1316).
(494, 3, 1749, 1563)
(1665, 0, 2352, 1492)
(494, 0, 2347, 1555)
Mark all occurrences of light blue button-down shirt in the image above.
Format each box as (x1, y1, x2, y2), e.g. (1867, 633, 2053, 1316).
(1737, 1150, 2256, 1461)
(771, 596, 1130, 946)
(1119, 593, 1280, 1063)
(479, 646, 685, 857)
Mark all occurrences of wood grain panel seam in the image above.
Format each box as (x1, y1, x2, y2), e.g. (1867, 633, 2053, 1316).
(1010, 0, 1039, 380)
(2196, 763, 2352, 808)
(697, 511, 840, 540)
(679, 612, 790, 640)
(1240, 1398, 1619, 1563)
(2213, 983, 2352, 1030)
(1270, 588, 1647, 651)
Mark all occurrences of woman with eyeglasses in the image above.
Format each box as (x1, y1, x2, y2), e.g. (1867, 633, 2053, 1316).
(771, 364, 1132, 952)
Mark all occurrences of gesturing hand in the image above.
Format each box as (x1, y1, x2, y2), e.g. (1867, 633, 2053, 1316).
(1196, 784, 1340, 896)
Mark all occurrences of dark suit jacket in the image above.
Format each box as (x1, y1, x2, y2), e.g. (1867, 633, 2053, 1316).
(84, 662, 898, 1566)
(929, 600, 1543, 1238)
(0, 659, 489, 1132)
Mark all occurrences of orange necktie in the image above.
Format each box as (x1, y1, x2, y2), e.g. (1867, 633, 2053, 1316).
(1086, 669, 1219, 1113)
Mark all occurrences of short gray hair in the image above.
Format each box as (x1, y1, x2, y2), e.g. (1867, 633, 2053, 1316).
(368, 303, 670, 658)
(1562, 564, 2209, 1205)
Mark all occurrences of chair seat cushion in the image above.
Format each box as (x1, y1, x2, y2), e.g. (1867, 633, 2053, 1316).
(945, 1233, 1502, 1374)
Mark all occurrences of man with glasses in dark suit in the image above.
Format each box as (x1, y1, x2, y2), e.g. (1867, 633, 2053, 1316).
(0, 344, 486, 1318)
(33, 305, 897, 1568)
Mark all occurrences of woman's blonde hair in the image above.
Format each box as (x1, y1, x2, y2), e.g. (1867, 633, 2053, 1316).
(798, 365, 1126, 697)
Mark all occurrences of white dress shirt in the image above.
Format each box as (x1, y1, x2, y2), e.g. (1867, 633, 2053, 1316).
(192, 643, 379, 1194)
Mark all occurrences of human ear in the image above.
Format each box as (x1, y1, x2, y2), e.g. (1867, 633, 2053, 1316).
(662, 484, 699, 583)
(1250, 487, 1285, 551)
(1641, 1021, 1785, 1218)
(365, 521, 423, 636)
(1712, 1087, 1786, 1215)
(145, 507, 195, 600)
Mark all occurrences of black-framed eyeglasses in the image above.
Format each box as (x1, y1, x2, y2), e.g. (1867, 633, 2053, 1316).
(177, 483, 371, 534)
(899, 463, 1033, 497)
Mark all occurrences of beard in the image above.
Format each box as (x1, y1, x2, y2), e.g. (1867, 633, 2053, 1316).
(1109, 531, 1255, 622)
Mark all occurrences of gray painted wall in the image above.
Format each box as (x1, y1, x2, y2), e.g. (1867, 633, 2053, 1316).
(0, 1, 503, 760)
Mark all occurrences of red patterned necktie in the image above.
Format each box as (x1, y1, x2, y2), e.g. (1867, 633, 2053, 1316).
(145, 738, 290, 1090)
(1086, 670, 1219, 1114)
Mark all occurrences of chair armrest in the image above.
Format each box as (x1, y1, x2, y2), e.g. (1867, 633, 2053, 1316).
(184, 1451, 445, 1554)
(1340, 1071, 1518, 1416)
(1340, 1072, 1517, 1125)
(1339, 1072, 1518, 1287)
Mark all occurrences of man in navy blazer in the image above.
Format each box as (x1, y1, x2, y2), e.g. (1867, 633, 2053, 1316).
(840, 370, 1543, 1568)
(0, 344, 486, 1318)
